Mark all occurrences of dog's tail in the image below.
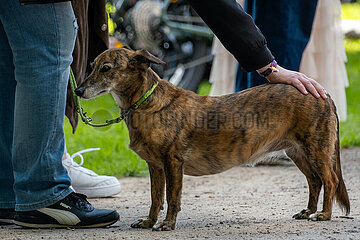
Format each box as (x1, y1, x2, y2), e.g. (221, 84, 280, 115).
(333, 113, 350, 216)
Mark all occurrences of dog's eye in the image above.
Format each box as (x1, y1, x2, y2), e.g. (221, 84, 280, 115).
(99, 65, 111, 73)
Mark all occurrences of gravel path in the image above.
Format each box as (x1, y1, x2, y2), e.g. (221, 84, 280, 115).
(1, 148, 359, 240)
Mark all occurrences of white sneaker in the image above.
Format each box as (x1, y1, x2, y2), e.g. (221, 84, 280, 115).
(62, 148, 121, 198)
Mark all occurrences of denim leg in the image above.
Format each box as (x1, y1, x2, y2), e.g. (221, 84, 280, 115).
(0, 20, 16, 209)
(0, 1, 77, 211)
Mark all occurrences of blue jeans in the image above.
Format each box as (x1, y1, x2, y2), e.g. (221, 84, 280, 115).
(0, 1, 76, 211)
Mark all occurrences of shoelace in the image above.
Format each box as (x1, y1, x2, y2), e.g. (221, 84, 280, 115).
(64, 148, 100, 167)
(68, 192, 94, 211)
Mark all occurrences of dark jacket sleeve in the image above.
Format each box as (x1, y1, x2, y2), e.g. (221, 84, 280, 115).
(187, 0, 274, 72)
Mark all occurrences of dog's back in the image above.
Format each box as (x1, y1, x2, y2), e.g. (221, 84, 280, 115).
(132, 82, 335, 174)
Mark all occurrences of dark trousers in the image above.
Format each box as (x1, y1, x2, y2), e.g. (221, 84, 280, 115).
(236, 0, 318, 91)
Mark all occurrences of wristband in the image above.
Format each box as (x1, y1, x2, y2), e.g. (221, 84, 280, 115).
(260, 60, 278, 78)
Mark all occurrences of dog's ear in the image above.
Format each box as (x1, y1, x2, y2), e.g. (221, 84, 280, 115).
(131, 49, 165, 69)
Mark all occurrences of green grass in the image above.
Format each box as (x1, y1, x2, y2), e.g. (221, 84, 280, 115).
(342, 2, 360, 20)
(197, 79, 212, 95)
(339, 39, 360, 146)
(64, 94, 148, 177)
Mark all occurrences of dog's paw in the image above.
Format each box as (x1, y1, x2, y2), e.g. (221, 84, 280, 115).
(131, 218, 156, 229)
(152, 221, 175, 231)
(308, 212, 331, 221)
(292, 209, 314, 219)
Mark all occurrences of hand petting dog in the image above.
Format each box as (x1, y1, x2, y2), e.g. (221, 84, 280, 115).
(256, 63, 328, 99)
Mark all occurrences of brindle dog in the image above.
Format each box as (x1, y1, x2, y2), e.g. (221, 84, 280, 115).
(75, 47, 350, 231)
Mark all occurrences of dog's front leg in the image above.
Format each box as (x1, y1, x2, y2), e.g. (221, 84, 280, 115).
(153, 157, 183, 231)
(131, 163, 165, 229)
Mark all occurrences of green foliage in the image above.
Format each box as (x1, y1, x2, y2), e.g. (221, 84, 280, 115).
(340, 39, 360, 146)
(342, 3, 360, 20)
(197, 80, 212, 95)
(106, 2, 117, 35)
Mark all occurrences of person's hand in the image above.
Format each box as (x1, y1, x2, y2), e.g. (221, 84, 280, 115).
(258, 65, 328, 99)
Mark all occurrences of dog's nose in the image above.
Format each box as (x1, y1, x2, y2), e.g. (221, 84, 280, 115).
(75, 87, 85, 97)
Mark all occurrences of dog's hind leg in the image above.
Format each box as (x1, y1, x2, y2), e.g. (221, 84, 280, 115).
(153, 155, 184, 231)
(286, 146, 322, 220)
(131, 163, 165, 229)
(308, 153, 339, 221)
(309, 118, 349, 220)
(293, 175, 322, 219)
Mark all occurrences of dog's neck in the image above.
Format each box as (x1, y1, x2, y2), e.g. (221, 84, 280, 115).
(111, 68, 160, 111)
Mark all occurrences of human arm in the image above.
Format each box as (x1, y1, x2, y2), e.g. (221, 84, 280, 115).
(187, 0, 327, 99)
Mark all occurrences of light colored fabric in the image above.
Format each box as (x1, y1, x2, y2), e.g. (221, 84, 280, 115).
(300, 0, 348, 121)
(209, 37, 238, 96)
(208, 0, 244, 96)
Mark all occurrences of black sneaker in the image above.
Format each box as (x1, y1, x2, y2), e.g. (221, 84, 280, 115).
(14, 192, 119, 228)
(0, 208, 15, 225)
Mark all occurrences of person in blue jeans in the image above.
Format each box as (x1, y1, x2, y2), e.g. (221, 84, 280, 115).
(0, 0, 119, 228)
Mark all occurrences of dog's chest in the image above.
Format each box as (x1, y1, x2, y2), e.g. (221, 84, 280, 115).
(111, 93, 124, 108)
(127, 126, 165, 165)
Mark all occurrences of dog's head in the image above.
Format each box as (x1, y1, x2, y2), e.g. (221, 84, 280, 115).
(75, 47, 165, 100)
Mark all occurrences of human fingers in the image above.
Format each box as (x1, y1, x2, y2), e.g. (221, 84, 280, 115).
(266, 67, 310, 96)
(296, 74, 321, 99)
(303, 75, 328, 99)
(268, 66, 327, 99)
(289, 78, 309, 96)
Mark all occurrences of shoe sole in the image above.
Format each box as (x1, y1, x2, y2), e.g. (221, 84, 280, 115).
(0, 219, 14, 225)
(13, 219, 118, 229)
(74, 183, 121, 198)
